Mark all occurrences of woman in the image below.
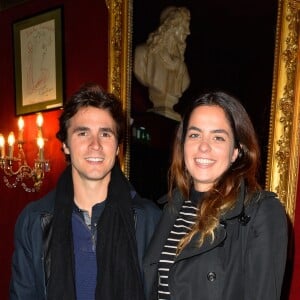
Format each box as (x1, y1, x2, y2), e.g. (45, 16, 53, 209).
(143, 91, 287, 300)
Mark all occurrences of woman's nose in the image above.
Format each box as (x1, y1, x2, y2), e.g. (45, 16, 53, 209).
(198, 140, 211, 152)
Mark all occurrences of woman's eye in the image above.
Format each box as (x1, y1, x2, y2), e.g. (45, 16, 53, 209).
(214, 136, 225, 141)
(189, 133, 199, 138)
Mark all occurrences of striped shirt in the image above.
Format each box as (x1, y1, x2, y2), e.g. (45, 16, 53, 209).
(158, 191, 202, 299)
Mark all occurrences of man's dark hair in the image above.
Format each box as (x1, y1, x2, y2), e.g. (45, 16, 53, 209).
(56, 83, 125, 146)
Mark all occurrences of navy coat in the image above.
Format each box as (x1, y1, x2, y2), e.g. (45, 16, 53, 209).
(10, 187, 161, 299)
(143, 187, 288, 300)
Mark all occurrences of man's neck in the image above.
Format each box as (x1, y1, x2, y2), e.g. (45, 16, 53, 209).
(73, 180, 108, 217)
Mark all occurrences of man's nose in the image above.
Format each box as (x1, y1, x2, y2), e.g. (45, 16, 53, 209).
(89, 136, 102, 150)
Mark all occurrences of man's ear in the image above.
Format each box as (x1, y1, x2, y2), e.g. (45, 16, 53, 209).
(63, 143, 70, 155)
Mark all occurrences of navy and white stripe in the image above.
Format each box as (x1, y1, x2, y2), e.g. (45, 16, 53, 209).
(158, 199, 198, 300)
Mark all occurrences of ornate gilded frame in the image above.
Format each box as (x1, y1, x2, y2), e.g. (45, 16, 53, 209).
(266, 0, 300, 223)
(107, 0, 300, 221)
(106, 0, 132, 176)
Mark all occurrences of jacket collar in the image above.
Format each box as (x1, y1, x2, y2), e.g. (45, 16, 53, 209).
(177, 181, 248, 260)
(144, 181, 247, 265)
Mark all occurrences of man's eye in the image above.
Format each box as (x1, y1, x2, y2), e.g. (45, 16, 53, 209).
(100, 132, 112, 138)
(78, 131, 88, 136)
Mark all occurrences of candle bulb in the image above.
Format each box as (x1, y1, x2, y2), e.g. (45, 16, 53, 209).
(7, 132, 15, 159)
(0, 134, 5, 158)
(18, 117, 24, 143)
(36, 113, 44, 138)
(36, 113, 43, 127)
(37, 137, 44, 161)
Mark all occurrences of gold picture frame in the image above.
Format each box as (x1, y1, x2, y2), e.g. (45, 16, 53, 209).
(266, 0, 300, 223)
(13, 8, 63, 116)
(108, 0, 300, 222)
(106, 0, 132, 176)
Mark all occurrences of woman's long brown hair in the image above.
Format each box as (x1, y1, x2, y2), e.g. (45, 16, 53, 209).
(168, 91, 261, 252)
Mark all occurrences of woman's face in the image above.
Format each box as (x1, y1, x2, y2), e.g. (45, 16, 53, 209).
(184, 105, 239, 192)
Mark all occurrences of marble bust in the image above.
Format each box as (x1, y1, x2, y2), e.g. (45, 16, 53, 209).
(134, 6, 191, 121)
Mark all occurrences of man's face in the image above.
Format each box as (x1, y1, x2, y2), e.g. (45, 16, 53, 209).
(63, 106, 119, 187)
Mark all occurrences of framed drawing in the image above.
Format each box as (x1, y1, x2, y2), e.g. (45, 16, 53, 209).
(13, 8, 63, 115)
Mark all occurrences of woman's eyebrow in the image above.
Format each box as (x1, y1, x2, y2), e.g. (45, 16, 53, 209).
(211, 129, 230, 136)
(187, 126, 201, 132)
(187, 126, 230, 136)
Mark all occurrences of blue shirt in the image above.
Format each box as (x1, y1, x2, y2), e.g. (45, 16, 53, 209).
(72, 201, 106, 300)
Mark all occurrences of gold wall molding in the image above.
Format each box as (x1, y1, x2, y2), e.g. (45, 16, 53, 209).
(107, 0, 300, 216)
(106, 0, 132, 177)
(266, 0, 300, 222)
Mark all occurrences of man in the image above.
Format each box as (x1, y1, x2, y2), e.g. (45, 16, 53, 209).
(10, 83, 161, 300)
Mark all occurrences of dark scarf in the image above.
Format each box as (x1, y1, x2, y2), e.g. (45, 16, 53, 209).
(47, 163, 145, 300)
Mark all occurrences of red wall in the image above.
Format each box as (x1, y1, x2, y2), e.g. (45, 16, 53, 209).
(289, 177, 300, 299)
(0, 1, 108, 299)
(1, 1, 299, 300)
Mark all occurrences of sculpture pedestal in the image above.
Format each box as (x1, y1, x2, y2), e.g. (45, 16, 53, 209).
(148, 106, 181, 121)
(148, 90, 181, 121)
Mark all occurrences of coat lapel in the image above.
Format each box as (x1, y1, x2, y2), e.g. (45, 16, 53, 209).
(144, 193, 182, 266)
(176, 181, 247, 260)
(175, 225, 227, 261)
(145, 182, 247, 264)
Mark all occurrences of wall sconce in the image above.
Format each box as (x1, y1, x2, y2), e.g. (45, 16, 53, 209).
(0, 113, 50, 192)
